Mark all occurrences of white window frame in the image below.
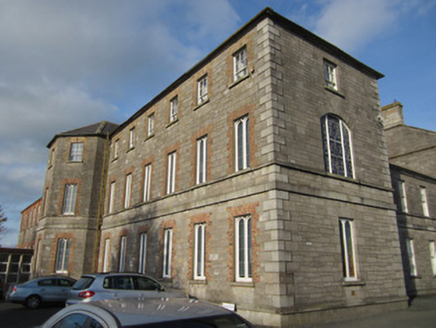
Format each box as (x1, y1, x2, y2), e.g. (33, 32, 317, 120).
(103, 238, 110, 273)
(235, 215, 252, 282)
(197, 75, 208, 104)
(138, 233, 147, 274)
(170, 96, 178, 123)
(124, 174, 132, 208)
(143, 164, 152, 202)
(69, 142, 83, 162)
(324, 60, 338, 90)
(420, 186, 430, 217)
(55, 238, 71, 274)
(148, 113, 155, 137)
(233, 47, 248, 81)
(235, 116, 250, 172)
(163, 228, 173, 278)
(406, 238, 417, 277)
(196, 136, 207, 184)
(167, 152, 176, 194)
(398, 180, 408, 213)
(430, 241, 436, 276)
(108, 181, 116, 214)
(194, 223, 206, 280)
(114, 139, 119, 159)
(62, 184, 77, 215)
(339, 218, 357, 281)
(129, 127, 135, 149)
(119, 236, 127, 272)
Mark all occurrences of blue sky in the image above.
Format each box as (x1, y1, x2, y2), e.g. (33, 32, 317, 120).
(0, 0, 435, 247)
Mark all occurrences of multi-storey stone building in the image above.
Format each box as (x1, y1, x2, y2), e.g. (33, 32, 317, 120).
(17, 198, 41, 249)
(26, 8, 411, 326)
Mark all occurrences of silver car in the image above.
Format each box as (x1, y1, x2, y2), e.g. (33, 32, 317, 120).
(43, 297, 254, 327)
(66, 273, 190, 306)
(6, 276, 76, 309)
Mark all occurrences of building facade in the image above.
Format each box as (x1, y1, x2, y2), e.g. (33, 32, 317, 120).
(26, 8, 410, 327)
(17, 198, 41, 249)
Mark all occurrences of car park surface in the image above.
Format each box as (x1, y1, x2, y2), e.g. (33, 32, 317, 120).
(6, 276, 76, 309)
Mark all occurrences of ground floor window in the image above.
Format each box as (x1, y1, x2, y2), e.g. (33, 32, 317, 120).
(119, 236, 127, 272)
(194, 223, 206, 280)
(163, 229, 173, 278)
(235, 215, 252, 282)
(339, 219, 357, 281)
(406, 238, 417, 276)
(55, 238, 71, 273)
(138, 233, 147, 274)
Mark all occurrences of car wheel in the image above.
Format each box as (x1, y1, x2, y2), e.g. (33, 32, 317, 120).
(25, 295, 41, 309)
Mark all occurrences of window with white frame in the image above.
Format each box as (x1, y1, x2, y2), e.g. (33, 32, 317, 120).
(108, 181, 116, 214)
(339, 219, 357, 281)
(324, 60, 338, 90)
(138, 233, 147, 274)
(55, 238, 71, 273)
(114, 139, 119, 159)
(69, 142, 83, 162)
(420, 186, 430, 217)
(406, 238, 417, 276)
(196, 136, 207, 184)
(197, 75, 208, 104)
(235, 116, 250, 172)
(119, 236, 127, 272)
(148, 113, 155, 137)
(143, 164, 152, 202)
(321, 115, 354, 178)
(163, 229, 173, 278)
(235, 215, 252, 282)
(167, 152, 176, 194)
(430, 241, 436, 276)
(129, 127, 136, 149)
(170, 96, 178, 123)
(398, 180, 408, 213)
(103, 238, 110, 273)
(62, 184, 77, 215)
(233, 47, 248, 81)
(194, 223, 206, 280)
(124, 174, 132, 208)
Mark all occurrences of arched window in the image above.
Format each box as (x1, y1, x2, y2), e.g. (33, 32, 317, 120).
(321, 115, 354, 178)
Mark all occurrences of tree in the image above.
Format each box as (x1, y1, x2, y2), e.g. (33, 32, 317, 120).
(0, 205, 8, 246)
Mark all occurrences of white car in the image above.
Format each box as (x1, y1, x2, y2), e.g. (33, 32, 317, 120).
(42, 297, 254, 327)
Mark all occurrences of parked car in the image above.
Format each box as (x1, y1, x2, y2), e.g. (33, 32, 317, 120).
(67, 273, 191, 306)
(6, 276, 76, 309)
(43, 297, 254, 328)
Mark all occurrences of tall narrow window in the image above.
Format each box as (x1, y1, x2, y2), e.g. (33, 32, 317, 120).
(129, 127, 136, 149)
(163, 229, 173, 278)
(235, 116, 250, 172)
(324, 60, 338, 90)
(69, 142, 83, 162)
(103, 238, 110, 273)
(322, 115, 354, 178)
(235, 216, 252, 282)
(43, 188, 49, 216)
(62, 184, 77, 215)
(398, 180, 408, 213)
(55, 238, 71, 273)
(194, 223, 206, 280)
(48, 148, 55, 167)
(124, 174, 132, 208)
(148, 113, 155, 137)
(138, 233, 147, 274)
(170, 96, 178, 123)
(197, 75, 208, 104)
(406, 238, 417, 276)
(430, 242, 436, 276)
(34, 239, 41, 272)
(119, 236, 127, 272)
(339, 219, 357, 281)
(108, 181, 116, 214)
(114, 139, 119, 159)
(233, 47, 248, 81)
(196, 136, 207, 184)
(167, 152, 176, 194)
(143, 164, 152, 202)
(420, 186, 430, 217)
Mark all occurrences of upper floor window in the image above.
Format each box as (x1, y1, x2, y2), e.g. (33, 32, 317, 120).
(129, 127, 136, 149)
(69, 142, 83, 162)
(233, 47, 248, 81)
(48, 148, 55, 167)
(114, 139, 119, 159)
(124, 174, 132, 208)
(147, 113, 155, 137)
(62, 184, 77, 215)
(235, 215, 252, 282)
(167, 152, 176, 194)
(339, 218, 357, 281)
(170, 96, 178, 123)
(398, 180, 408, 213)
(321, 115, 354, 178)
(55, 238, 71, 274)
(235, 116, 250, 172)
(196, 136, 207, 184)
(108, 181, 116, 214)
(324, 60, 338, 90)
(197, 75, 208, 105)
(420, 186, 430, 217)
(143, 164, 152, 202)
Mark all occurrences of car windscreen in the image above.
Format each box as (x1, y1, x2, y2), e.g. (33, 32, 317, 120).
(73, 277, 95, 290)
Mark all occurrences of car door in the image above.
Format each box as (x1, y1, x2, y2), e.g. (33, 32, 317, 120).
(37, 278, 58, 301)
(54, 278, 74, 301)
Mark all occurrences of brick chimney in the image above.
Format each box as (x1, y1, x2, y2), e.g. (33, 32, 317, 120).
(381, 101, 404, 129)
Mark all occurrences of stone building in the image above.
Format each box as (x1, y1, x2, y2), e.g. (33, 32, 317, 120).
(382, 102, 436, 297)
(27, 8, 409, 327)
(17, 198, 41, 248)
